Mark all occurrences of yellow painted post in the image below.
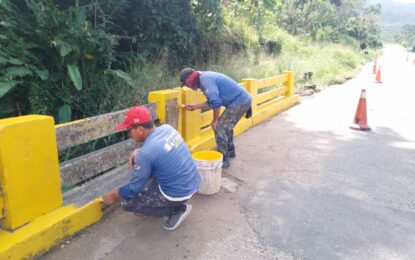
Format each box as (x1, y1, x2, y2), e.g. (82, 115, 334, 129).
(285, 71, 295, 97)
(181, 88, 203, 144)
(241, 78, 258, 115)
(0, 194, 3, 219)
(148, 88, 182, 134)
(0, 115, 62, 230)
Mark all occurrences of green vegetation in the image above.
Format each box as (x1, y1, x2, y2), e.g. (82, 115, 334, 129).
(0, 0, 382, 122)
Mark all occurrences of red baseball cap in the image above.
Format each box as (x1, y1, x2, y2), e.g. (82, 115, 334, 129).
(116, 106, 153, 130)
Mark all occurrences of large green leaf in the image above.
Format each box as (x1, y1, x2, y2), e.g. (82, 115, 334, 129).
(34, 69, 49, 80)
(8, 58, 24, 65)
(59, 42, 74, 57)
(58, 104, 72, 123)
(5, 66, 33, 78)
(67, 63, 82, 90)
(110, 69, 134, 87)
(0, 80, 21, 98)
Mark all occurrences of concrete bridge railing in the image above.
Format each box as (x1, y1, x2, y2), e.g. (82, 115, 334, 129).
(0, 71, 299, 258)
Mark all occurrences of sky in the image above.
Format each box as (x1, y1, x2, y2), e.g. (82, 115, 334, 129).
(393, 0, 415, 2)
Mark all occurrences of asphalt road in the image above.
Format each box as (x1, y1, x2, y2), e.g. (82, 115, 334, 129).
(41, 45, 415, 260)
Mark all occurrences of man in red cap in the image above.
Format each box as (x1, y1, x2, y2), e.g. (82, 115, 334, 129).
(102, 106, 201, 231)
(179, 68, 252, 168)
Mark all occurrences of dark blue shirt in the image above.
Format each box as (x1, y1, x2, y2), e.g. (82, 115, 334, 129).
(119, 124, 201, 200)
(199, 71, 252, 109)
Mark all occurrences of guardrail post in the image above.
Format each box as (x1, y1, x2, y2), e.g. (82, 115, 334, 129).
(181, 88, 203, 144)
(285, 71, 295, 97)
(241, 78, 258, 115)
(148, 88, 182, 134)
(0, 115, 62, 230)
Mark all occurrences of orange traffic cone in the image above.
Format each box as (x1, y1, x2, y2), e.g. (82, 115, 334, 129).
(372, 60, 377, 74)
(413, 58, 415, 65)
(350, 89, 371, 131)
(375, 67, 382, 83)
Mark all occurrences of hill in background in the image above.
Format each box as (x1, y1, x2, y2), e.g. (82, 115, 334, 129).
(367, 0, 415, 26)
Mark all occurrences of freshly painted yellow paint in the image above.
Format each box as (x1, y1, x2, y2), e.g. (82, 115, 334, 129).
(255, 74, 288, 89)
(256, 86, 287, 105)
(252, 95, 300, 126)
(0, 195, 3, 219)
(0, 199, 103, 259)
(285, 71, 295, 97)
(0, 115, 62, 230)
(241, 78, 258, 115)
(181, 87, 205, 142)
(192, 150, 223, 161)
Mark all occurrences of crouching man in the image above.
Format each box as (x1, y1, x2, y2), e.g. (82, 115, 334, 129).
(102, 106, 201, 230)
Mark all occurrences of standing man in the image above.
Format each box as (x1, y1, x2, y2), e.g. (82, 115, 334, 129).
(102, 106, 201, 231)
(179, 68, 252, 168)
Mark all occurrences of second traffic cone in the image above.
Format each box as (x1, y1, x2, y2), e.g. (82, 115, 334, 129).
(350, 89, 371, 131)
(375, 67, 382, 83)
(372, 60, 377, 74)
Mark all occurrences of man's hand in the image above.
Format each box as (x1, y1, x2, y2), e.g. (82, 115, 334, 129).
(102, 190, 120, 205)
(211, 119, 218, 132)
(129, 148, 139, 169)
(184, 104, 197, 111)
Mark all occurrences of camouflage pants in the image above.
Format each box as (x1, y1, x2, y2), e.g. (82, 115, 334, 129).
(121, 178, 187, 217)
(216, 103, 251, 162)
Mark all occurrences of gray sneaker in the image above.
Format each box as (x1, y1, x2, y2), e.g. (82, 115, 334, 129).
(222, 159, 230, 168)
(229, 150, 236, 158)
(163, 204, 192, 231)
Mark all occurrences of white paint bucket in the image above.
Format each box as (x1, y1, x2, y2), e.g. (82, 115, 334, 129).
(192, 151, 223, 195)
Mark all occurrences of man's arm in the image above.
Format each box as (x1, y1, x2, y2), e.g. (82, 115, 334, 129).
(102, 152, 152, 204)
(184, 102, 209, 111)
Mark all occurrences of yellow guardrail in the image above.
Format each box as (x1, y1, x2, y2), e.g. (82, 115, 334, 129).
(0, 116, 103, 259)
(0, 71, 299, 259)
(0, 192, 3, 220)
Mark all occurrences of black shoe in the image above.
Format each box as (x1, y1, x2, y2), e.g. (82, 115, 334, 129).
(229, 150, 236, 158)
(222, 159, 230, 168)
(162, 204, 192, 231)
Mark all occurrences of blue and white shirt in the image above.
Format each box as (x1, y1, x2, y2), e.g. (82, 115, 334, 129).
(119, 124, 201, 200)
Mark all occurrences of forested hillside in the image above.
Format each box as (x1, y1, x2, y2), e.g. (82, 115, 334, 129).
(0, 0, 382, 122)
(367, 0, 415, 26)
(367, 0, 415, 46)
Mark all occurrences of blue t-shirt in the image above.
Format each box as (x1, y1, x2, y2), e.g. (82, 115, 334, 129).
(119, 124, 201, 200)
(199, 71, 252, 109)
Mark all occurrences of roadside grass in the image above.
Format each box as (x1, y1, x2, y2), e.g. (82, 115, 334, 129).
(202, 43, 373, 92)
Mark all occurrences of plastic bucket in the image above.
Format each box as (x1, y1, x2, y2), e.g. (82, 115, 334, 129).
(192, 151, 223, 195)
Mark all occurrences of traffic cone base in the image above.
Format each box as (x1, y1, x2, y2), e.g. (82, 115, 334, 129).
(350, 123, 371, 131)
(350, 89, 371, 131)
(375, 67, 382, 83)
